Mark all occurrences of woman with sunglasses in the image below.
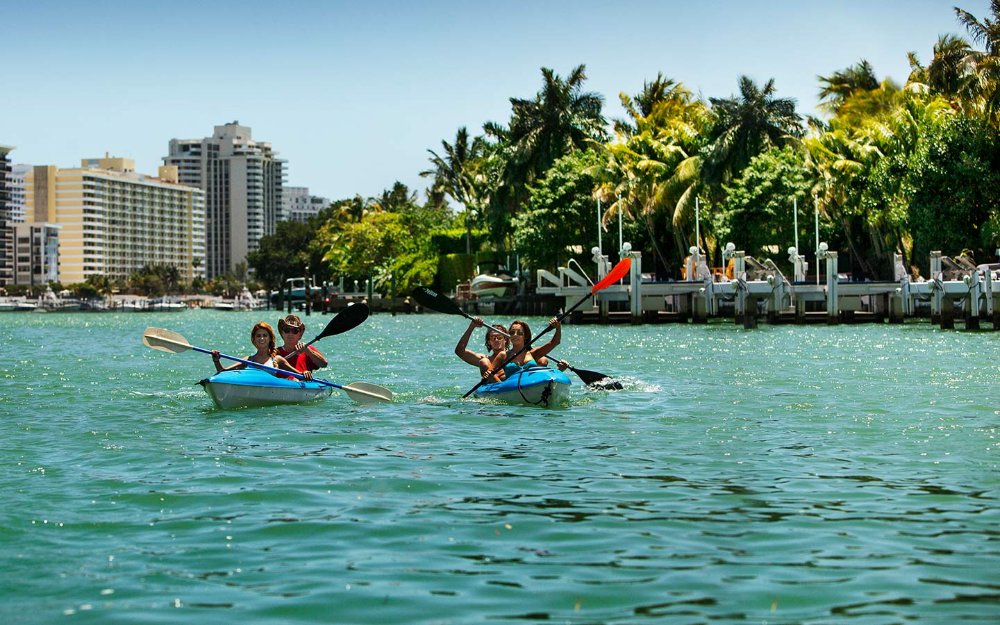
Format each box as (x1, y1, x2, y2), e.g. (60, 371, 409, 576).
(276, 314, 328, 372)
(211, 321, 311, 379)
(454, 316, 510, 382)
(488, 318, 565, 379)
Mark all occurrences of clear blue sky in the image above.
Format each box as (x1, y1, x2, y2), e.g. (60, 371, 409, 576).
(1, 0, 991, 202)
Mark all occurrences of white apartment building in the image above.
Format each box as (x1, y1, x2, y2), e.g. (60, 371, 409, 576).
(164, 121, 285, 279)
(283, 186, 329, 223)
(25, 157, 206, 285)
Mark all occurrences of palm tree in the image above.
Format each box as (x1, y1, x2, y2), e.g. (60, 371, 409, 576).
(701, 76, 803, 188)
(420, 127, 487, 253)
(594, 81, 712, 269)
(614, 73, 684, 136)
(818, 60, 879, 115)
(483, 64, 608, 251)
(955, 1, 1000, 128)
(504, 65, 609, 183)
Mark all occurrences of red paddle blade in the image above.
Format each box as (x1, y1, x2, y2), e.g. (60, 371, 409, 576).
(592, 257, 632, 293)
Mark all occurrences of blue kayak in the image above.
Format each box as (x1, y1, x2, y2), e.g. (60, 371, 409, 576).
(199, 368, 333, 409)
(474, 366, 572, 407)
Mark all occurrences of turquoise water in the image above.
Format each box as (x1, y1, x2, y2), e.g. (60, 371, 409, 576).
(1, 310, 997, 624)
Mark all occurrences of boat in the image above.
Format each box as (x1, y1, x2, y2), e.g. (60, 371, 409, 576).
(470, 273, 517, 298)
(14, 299, 38, 312)
(0, 298, 16, 312)
(149, 297, 186, 312)
(198, 368, 333, 409)
(214, 286, 264, 311)
(37, 287, 82, 312)
(474, 366, 572, 407)
(269, 277, 323, 304)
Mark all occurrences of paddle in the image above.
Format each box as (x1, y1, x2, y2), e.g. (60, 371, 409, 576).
(300, 301, 370, 348)
(462, 257, 632, 398)
(411, 285, 619, 389)
(410, 286, 510, 337)
(142, 327, 392, 403)
(547, 354, 623, 390)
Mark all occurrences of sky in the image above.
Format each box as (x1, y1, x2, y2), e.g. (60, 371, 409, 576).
(1, 0, 992, 202)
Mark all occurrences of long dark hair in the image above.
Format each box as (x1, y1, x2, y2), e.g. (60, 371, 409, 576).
(509, 320, 532, 344)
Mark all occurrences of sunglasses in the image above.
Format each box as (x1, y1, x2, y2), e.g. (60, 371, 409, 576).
(509, 329, 525, 336)
(281, 327, 303, 334)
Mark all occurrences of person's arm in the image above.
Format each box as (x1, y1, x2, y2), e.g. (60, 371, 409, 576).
(304, 346, 327, 369)
(529, 317, 561, 362)
(211, 350, 243, 372)
(486, 350, 508, 382)
(284, 342, 328, 369)
(275, 355, 312, 380)
(454, 317, 486, 366)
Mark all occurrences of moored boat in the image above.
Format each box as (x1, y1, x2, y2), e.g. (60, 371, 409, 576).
(474, 366, 572, 407)
(198, 368, 333, 409)
(470, 273, 516, 298)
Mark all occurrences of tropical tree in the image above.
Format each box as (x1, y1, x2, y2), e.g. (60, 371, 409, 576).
(817, 59, 880, 115)
(714, 145, 814, 270)
(512, 149, 604, 271)
(954, 0, 1000, 128)
(805, 85, 957, 278)
(420, 127, 488, 253)
(313, 183, 450, 295)
(701, 75, 804, 189)
(484, 64, 608, 251)
(594, 80, 713, 272)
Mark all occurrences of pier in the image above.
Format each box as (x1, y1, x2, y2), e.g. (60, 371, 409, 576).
(533, 249, 1000, 330)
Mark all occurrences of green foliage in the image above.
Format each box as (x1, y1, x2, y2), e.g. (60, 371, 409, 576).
(313, 183, 450, 295)
(436, 254, 476, 292)
(715, 146, 815, 270)
(512, 150, 603, 270)
(908, 115, 1000, 271)
(430, 227, 488, 255)
(128, 264, 181, 296)
(247, 218, 328, 289)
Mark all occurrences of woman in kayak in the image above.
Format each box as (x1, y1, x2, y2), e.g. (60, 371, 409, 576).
(275, 314, 328, 372)
(211, 321, 312, 379)
(489, 318, 565, 378)
(454, 316, 509, 382)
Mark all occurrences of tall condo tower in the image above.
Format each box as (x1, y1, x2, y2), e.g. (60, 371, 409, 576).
(164, 122, 285, 279)
(0, 144, 14, 287)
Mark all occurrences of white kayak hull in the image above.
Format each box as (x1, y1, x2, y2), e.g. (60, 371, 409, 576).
(199, 369, 333, 409)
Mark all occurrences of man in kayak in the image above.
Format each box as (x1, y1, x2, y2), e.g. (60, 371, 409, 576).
(276, 314, 329, 372)
(211, 321, 312, 380)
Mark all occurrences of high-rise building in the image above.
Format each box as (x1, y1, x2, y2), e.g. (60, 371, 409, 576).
(13, 222, 60, 286)
(164, 121, 285, 279)
(0, 144, 14, 287)
(25, 157, 206, 285)
(283, 186, 329, 223)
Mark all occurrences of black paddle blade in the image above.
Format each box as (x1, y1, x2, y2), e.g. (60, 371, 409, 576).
(316, 302, 369, 340)
(411, 286, 463, 316)
(569, 366, 623, 390)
